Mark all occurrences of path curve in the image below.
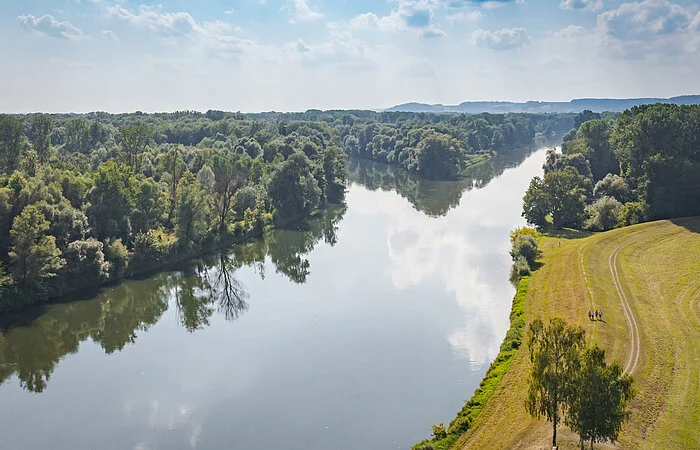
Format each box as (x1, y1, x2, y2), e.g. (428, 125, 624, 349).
(608, 244, 641, 375)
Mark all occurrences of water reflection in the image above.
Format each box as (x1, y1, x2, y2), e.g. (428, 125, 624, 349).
(347, 146, 536, 217)
(0, 205, 345, 393)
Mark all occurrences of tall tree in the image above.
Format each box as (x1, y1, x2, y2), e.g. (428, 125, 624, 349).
(175, 172, 212, 247)
(63, 117, 91, 154)
(321, 145, 347, 203)
(526, 318, 586, 448)
(9, 205, 65, 289)
(565, 346, 634, 450)
(30, 114, 54, 164)
(212, 153, 248, 234)
(0, 114, 25, 173)
(116, 122, 152, 172)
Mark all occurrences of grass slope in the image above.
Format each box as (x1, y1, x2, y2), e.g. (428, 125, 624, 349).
(453, 217, 700, 449)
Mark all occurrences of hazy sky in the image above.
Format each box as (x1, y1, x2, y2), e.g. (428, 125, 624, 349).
(3, 0, 700, 112)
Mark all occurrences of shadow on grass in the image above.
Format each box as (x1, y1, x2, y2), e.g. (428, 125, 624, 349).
(669, 216, 700, 234)
(542, 228, 593, 240)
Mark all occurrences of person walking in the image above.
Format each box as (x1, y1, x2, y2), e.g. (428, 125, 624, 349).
(599, 309, 603, 321)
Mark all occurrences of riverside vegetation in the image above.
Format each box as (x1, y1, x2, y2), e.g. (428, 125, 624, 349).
(416, 103, 700, 449)
(0, 110, 569, 312)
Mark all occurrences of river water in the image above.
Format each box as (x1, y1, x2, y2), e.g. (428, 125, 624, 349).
(0, 146, 548, 450)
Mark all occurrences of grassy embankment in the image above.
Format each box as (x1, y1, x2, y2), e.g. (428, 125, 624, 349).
(452, 217, 700, 449)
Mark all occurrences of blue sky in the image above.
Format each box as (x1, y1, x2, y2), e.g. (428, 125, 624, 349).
(2, 0, 700, 112)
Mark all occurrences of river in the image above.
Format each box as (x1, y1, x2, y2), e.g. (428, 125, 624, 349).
(0, 145, 549, 450)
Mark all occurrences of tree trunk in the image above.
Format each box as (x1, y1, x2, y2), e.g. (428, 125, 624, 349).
(552, 418, 557, 447)
(590, 437, 594, 450)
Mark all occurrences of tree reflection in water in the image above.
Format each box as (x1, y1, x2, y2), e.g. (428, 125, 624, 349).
(0, 204, 346, 393)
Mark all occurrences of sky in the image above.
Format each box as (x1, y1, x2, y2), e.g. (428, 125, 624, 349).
(2, 0, 700, 112)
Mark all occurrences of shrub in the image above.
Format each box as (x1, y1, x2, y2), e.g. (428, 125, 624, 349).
(585, 196, 623, 231)
(63, 238, 109, 287)
(593, 173, 630, 203)
(511, 235, 538, 266)
(104, 238, 129, 280)
(618, 201, 648, 226)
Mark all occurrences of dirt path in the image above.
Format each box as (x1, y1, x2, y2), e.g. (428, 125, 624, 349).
(608, 244, 641, 375)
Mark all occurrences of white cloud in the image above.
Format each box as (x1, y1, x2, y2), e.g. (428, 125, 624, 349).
(473, 27, 530, 50)
(107, 5, 198, 38)
(596, 0, 700, 56)
(554, 25, 587, 38)
(598, 0, 694, 40)
(17, 14, 83, 40)
(101, 30, 119, 42)
(287, 0, 323, 23)
(447, 10, 485, 23)
(560, 0, 604, 12)
(350, 0, 446, 38)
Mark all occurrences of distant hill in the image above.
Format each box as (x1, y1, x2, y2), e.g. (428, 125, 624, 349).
(385, 95, 700, 114)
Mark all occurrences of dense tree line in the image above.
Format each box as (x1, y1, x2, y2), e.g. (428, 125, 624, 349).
(341, 113, 572, 179)
(0, 112, 348, 312)
(523, 105, 700, 230)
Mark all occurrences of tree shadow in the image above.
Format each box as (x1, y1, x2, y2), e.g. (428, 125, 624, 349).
(543, 228, 593, 240)
(670, 216, 700, 234)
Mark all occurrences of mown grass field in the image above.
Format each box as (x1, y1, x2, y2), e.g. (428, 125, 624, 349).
(453, 217, 700, 449)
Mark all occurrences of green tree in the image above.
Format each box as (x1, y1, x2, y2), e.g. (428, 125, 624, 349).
(0, 114, 25, 173)
(565, 346, 633, 450)
(585, 196, 623, 231)
(175, 172, 212, 247)
(116, 122, 152, 172)
(158, 148, 185, 221)
(9, 205, 65, 289)
(86, 162, 138, 241)
(410, 132, 461, 180)
(321, 145, 347, 203)
(522, 167, 588, 229)
(577, 120, 618, 181)
(526, 318, 586, 448)
(63, 117, 91, 154)
(212, 153, 248, 234)
(574, 110, 601, 130)
(30, 114, 54, 164)
(267, 152, 321, 223)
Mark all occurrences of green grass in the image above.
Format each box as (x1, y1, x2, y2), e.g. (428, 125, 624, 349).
(451, 217, 700, 449)
(413, 277, 529, 450)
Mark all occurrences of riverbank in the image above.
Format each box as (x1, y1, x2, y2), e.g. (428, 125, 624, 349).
(413, 276, 530, 450)
(449, 217, 700, 449)
(0, 207, 344, 315)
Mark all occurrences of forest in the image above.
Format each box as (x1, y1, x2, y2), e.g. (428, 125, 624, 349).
(522, 105, 700, 231)
(0, 109, 566, 312)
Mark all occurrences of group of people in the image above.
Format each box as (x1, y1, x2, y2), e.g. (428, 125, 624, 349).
(588, 309, 603, 321)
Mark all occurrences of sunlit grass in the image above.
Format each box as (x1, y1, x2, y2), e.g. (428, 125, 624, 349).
(452, 217, 700, 449)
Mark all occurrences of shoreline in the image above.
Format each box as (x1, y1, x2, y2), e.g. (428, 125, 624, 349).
(414, 275, 530, 450)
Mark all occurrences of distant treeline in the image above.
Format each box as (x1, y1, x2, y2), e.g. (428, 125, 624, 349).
(523, 105, 700, 230)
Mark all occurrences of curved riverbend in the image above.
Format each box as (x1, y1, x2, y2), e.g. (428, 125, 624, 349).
(0, 146, 548, 450)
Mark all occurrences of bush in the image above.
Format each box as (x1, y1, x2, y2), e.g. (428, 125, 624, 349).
(618, 201, 648, 226)
(104, 238, 129, 280)
(593, 174, 630, 203)
(585, 196, 623, 231)
(509, 226, 538, 245)
(63, 238, 109, 287)
(510, 235, 538, 265)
